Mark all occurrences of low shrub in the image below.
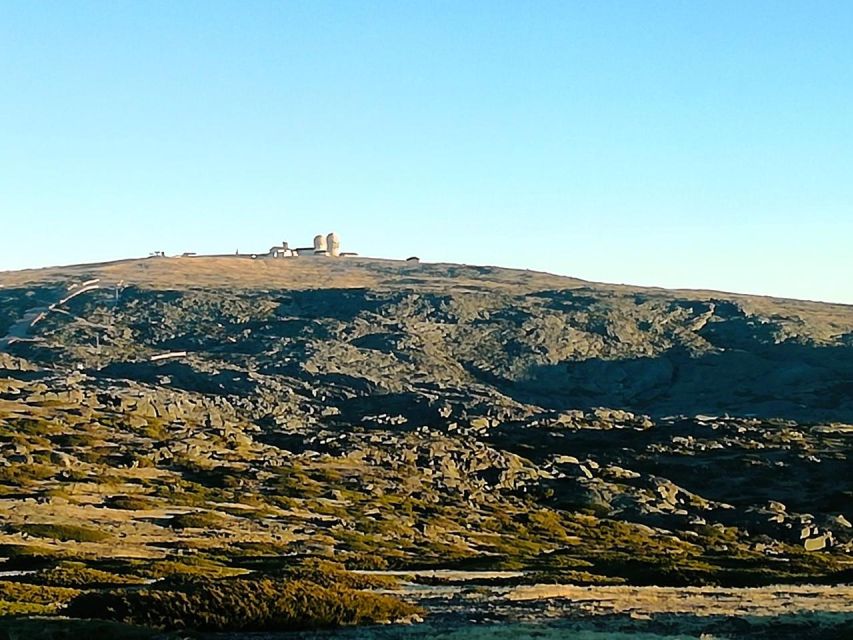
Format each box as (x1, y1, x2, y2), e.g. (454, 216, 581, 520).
(23, 562, 147, 588)
(65, 577, 420, 631)
(0, 543, 61, 559)
(51, 433, 101, 448)
(0, 579, 79, 616)
(133, 559, 245, 581)
(13, 523, 109, 543)
(0, 599, 54, 616)
(284, 559, 398, 590)
(344, 553, 390, 571)
(0, 463, 56, 485)
(0, 580, 79, 606)
(168, 511, 225, 529)
(105, 495, 158, 511)
(231, 540, 293, 557)
(0, 544, 64, 571)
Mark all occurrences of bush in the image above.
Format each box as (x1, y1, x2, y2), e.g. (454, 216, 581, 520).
(0, 580, 79, 606)
(168, 511, 225, 529)
(0, 463, 56, 485)
(23, 562, 146, 588)
(64, 577, 420, 631)
(0, 544, 65, 571)
(344, 553, 390, 571)
(0, 579, 79, 616)
(0, 600, 54, 616)
(136, 559, 246, 581)
(0, 543, 62, 559)
(105, 495, 158, 511)
(284, 559, 398, 590)
(14, 523, 109, 543)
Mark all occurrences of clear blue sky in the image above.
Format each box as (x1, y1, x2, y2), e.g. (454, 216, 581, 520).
(1, 1, 851, 303)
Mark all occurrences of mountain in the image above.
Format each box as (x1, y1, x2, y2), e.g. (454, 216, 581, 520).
(1, 255, 852, 600)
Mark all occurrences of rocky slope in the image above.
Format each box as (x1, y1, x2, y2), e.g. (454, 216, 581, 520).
(0, 256, 851, 591)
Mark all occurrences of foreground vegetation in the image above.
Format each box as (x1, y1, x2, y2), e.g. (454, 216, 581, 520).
(66, 575, 418, 632)
(0, 559, 417, 634)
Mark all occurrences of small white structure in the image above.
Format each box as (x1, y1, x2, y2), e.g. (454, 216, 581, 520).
(313, 235, 328, 254)
(326, 232, 341, 257)
(267, 232, 351, 258)
(269, 241, 294, 258)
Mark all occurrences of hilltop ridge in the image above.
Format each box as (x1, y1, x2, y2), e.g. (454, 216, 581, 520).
(2, 256, 851, 421)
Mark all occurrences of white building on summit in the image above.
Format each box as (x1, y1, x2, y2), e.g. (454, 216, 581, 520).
(268, 232, 354, 258)
(326, 232, 341, 257)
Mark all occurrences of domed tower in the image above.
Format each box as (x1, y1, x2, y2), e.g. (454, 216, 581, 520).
(313, 234, 327, 254)
(326, 232, 341, 257)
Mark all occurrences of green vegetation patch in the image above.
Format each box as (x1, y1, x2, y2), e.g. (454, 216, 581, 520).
(23, 562, 147, 589)
(0, 580, 79, 606)
(65, 577, 420, 632)
(283, 559, 399, 590)
(105, 494, 159, 510)
(0, 543, 63, 559)
(13, 523, 110, 543)
(0, 600, 55, 616)
(0, 579, 79, 617)
(0, 463, 56, 485)
(132, 558, 247, 581)
(167, 510, 227, 529)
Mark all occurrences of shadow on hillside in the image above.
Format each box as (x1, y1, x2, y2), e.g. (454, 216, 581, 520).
(94, 361, 258, 396)
(486, 415, 853, 515)
(277, 288, 381, 322)
(0, 286, 67, 336)
(333, 391, 437, 426)
(481, 341, 853, 423)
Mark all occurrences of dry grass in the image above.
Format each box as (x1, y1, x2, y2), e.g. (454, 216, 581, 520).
(0, 256, 580, 294)
(507, 583, 853, 617)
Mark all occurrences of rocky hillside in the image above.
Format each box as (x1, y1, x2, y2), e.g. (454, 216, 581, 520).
(0, 256, 852, 589)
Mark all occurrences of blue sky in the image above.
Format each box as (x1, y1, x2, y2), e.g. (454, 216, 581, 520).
(1, 1, 851, 303)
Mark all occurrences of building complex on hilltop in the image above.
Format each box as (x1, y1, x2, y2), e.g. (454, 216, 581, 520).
(268, 232, 356, 258)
